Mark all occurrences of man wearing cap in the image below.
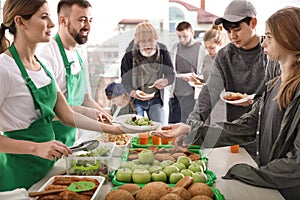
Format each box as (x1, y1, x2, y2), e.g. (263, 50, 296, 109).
(183, 0, 280, 158)
(105, 82, 136, 116)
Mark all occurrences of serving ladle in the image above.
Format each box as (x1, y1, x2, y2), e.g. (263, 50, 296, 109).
(69, 139, 99, 153)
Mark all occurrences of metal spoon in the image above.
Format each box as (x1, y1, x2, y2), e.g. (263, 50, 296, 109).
(70, 140, 99, 153)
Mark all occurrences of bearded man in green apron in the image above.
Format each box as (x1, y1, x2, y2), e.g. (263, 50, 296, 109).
(38, 0, 112, 146)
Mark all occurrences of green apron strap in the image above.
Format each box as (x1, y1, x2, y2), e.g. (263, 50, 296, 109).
(54, 33, 85, 104)
(54, 33, 72, 74)
(53, 34, 86, 146)
(9, 43, 39, 109)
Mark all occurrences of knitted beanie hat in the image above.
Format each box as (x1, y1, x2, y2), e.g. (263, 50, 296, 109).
(135, 22, 158, 43)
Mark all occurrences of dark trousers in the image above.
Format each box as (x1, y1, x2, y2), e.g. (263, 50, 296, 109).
(168, 94, 195, 123)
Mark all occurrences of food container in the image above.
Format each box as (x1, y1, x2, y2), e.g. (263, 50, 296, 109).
(138, 133, 149, 145)
(109, 147, 215, 187)
(36, 175, 105, 200)
(131, 136, 176, 148)
(65, 142, 115, 181)
(151, 135, 161, 145)
(97, 134, 133, 156)
(230, 145, 239, 153)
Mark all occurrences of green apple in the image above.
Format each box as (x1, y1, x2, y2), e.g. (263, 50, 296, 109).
(192, 160, 207, 171)
(120, 161, 135, 169)
(142, 164, 151, 170)
(131, 164, 148, 172)
(163, 165, 179, 177)
(180, 169, 194, 177)
(152, 160, 161, 166)
(188, 164, 203, 173)
(169, 172, 184, 184)
(151, 171, 167, 182)
(138, 150, 155, 164)
(132, 159, 140, 165)
(116, 168, 132, 183)
(132, 169, 151, 184)
(160, 160, 174, 169)
(192, 171, 208, 183)
(149, 165, 163, 174)
(177, 156, 191, 168)
(172, 162, 186, 171)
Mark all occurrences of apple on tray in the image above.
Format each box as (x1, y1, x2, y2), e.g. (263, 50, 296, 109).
(188, 164, 204, 173)
(192, 160, 207, 171)
(132, 168, 151, 184)
(131, 164, 148, 172)
(120, 161, 135, 169)
(180, 169, 194, 177)
(169, 172, 185, 184)
(160, 160, 174, 169)
(138, 149, 155, 164)
(172, 162, 186, 171)
(192, 171, 208, 183)
(149, 165, 163, 174)
(116, 168, 132, 183)
(152, 160, 161, 166)
(151, 171, 167, 182)
(176, 156, 192, 168)
(163, 165, 179, 177)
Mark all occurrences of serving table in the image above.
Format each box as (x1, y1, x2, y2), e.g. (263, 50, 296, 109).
(29, 146, 284, 200)
(203, 147, 284, 200)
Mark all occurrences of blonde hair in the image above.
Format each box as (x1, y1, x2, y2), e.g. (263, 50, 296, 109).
(266, 7, 300, 109)
(0, 0, 47, 53)
(203, 24, 224, 44)
(134, 22, 158, 44)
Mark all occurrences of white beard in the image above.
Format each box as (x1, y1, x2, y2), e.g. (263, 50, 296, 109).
(140, 48, 156, 57)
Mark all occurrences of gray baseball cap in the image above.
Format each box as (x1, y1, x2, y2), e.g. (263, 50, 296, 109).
(215, 0, 257, 25)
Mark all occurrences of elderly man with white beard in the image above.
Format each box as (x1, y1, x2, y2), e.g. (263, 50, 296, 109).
(120, 22, 175, 124)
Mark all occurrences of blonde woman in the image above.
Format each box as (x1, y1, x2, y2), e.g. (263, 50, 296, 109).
(201, 24, 224, 81)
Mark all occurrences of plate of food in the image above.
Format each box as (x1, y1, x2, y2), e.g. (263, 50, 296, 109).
(220, 91, 255, 104)
(114, 114, 161, 132)
(136, 90, 155, 98)
(175, 72, 193, 78)
(188, 80, 205, 88)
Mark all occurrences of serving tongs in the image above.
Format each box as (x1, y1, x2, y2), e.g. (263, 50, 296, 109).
(70, 140, 99, 153)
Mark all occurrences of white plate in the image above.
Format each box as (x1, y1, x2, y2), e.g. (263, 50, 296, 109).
(136, 90, 155, 98)
(175, 73, 193, 78)
(96, 134, 133, 156)
(113, 114, 161, 132)
(188, 81, 205, 88)
(220, 91, 255, 105)
(36, 175, 105, 200)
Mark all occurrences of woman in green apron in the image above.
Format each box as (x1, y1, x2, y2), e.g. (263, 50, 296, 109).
(0, 0, 125, 191)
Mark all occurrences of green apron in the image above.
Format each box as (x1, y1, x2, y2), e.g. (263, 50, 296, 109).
(52, 34, 86, 146)
(0, 44, 57, 191)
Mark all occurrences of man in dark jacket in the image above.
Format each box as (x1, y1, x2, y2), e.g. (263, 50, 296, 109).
(120, 22, 174, 124)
